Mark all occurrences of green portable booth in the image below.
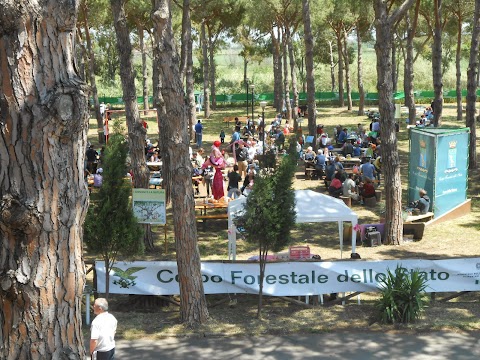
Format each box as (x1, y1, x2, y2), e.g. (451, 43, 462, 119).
(408, 127, 470, 217)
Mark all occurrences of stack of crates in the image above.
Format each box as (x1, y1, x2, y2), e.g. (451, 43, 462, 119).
(289, 246, 311, 260)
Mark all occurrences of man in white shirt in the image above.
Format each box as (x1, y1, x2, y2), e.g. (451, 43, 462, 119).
(90, 298, 117, 360)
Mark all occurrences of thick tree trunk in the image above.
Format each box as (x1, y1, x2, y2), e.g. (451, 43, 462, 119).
(329, 40, 336, 92)
(152, 0, 209, 327)
(374, 0, 413, 246)
(82, 2, 105, 144)
(432, 0, 443, 127)
(283, 30, 292, 122)
(111, 0, 151, 251)
(287, 28, 299, 124)
(111, 0, 149, 188)
(184, 0, 196, 142)
(343, 28, 353, 111)
(357, 26, 365, 116)
(455, 15, 463, 121)
(201, 20, 210, 118)
(0, 1, 88, 358)
(392, 41, 398, 93)
(336, 33, 345, 107)
(152, 21, 171, 204)
(303, 0, 317, 143)
(139, 26, 149, 111)
(466, 0, 480, 169)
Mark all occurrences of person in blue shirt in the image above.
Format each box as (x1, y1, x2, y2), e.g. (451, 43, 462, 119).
(194, 120, 203, 147)
(315, 150, 326, 178)
(360, 158, 376, 181)
(338, 128, 348, 144)
(353, 143, 362, 157)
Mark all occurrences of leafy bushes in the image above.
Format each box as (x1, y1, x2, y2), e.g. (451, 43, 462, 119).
(375, 265, 428, 324)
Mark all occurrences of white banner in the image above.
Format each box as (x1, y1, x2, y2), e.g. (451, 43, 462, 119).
(95, 258, 480, 296)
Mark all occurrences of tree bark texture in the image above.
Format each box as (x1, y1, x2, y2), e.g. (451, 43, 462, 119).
(392, 41, 398, 93)
(329, 41, 336, 92)
(374, 0, 411, 246)
(82, 1, 104, 144)
(208, 30, 217, 110)
(336, 33, 345, 107)
(404, 1, 420, 125)
(343, 28, 353, 111)
(0, 1, 89, 358)
(303, 0, 317, 141)
(282, 30, 291, 122)
(152, 0, 209, 327)
(201, 19, 210, 118)
(432, 0, 443, 127)
(184, 0, 196, 143)
(466, 0, 480, 169)
(455, 13, 463, 121)
(139, 27, 149, 111)
(357, 26, 365, 116)
(287, 28, 299, 124)
(272, 27, 283, 113)
(111, 0, 149, 189)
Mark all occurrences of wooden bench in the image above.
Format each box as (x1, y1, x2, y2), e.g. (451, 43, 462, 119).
(305, 167, 316, 180)
(196, 213, 228, 230)
(404, 212, 434, 224)
(403, 223, 426, 240)
(222, 116, 248, 126)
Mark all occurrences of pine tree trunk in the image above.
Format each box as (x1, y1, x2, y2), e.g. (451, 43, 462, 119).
(184, 0, 196, 143)
(152, 0, 209, 327)
(337, 34, 345, 107)
(271, 29, 284, 113)
(466, 0, 480, 170)
(357, 26, 365, 116)
(455, 15, 463, 121)
(404, 9, 416, 125)
(82, 2, 105, 144)
(283, 30, 292, 122)
(208, 35, 217, 110)
(329, 40, 336, 92)
(303, 0, 317, 140)
(287, 28, 299, 124)
(0, 2, 88, 358)
(201, 20, 210, 119)
(374, 0, 412, 246)
(139, 26, 149, 111)
(392, 42, 398, 93)
(343, 28, 353, 110)
(111, 0, 149, 189)
(432, 0, 443, 127)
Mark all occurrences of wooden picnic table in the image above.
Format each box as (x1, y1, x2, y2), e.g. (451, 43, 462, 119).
(194, 199, 229, 230)
(147, 161, 162, 171)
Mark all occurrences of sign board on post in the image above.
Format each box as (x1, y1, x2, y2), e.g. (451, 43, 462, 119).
(132, 189, 166, 224)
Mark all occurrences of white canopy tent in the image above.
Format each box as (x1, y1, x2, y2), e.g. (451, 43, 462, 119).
(227, 190, 359, 260)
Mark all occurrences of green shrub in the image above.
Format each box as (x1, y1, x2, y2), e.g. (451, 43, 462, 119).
(375, 265, 428, 324)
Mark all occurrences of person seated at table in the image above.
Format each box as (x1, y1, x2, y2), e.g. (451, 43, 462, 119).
(360, 157, 376, 182)
(365, 143, 376, 158)
(409, 189, 430, 214)
(324, 157, 336, 186)
(337, 128, 348, 144)
(315, 149, 326, 178)
(150, 151, 161, 162)
(202, 166, 215, 197)
(303, 146, 315, 163)
(318, 133, 329, 149)
(342, 173, 359, 201)
(359, 178, 376, 204)
(334, 156, 344, 172)
(353, 142, 362, 157)
(328, 172, 343, 198)
(227, 164, 242, 199)
(342, 139, 355, 157)
(93, 168, 103, 188)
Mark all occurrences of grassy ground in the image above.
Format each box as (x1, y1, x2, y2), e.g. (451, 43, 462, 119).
(84, 104, 480, 337)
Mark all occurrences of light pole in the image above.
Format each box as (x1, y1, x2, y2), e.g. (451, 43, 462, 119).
(260, 101, 267, 159)
(245, 78, 249, 117)
(249, 84, 255, 120)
